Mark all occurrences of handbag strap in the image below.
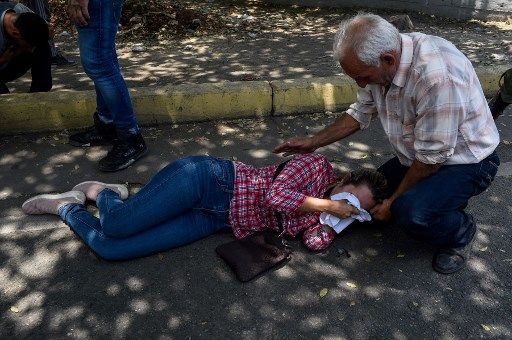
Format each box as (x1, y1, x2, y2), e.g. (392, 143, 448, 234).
(272, 159, 291, 233)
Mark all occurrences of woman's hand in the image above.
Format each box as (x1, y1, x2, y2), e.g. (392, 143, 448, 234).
(328, 199, 359, 219)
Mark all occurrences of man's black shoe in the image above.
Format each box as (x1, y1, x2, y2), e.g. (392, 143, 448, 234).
(51, 54, 76, 66)
(69, 113, 117, 147)
(98, 132, 147, 172)
(432, 218, 476, 275)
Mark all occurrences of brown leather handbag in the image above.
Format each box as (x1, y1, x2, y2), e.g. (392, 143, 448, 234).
(215, 230, 291, 282)
(215, 160, 292, 282)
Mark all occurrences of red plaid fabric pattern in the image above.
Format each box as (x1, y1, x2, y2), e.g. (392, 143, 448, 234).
(302, 224, 336, 251)
(229, 154, 337, 250)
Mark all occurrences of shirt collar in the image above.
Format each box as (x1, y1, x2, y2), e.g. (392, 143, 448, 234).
(392, 34, 413, 88)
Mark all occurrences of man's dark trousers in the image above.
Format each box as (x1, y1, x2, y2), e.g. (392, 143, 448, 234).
(378, 152, 499, 248)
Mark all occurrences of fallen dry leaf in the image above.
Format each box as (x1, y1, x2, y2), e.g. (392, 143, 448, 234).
(346, 282, 357, 289)
(481, 324, 491, 331)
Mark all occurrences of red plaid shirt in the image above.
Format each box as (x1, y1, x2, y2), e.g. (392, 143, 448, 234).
(229, 153, 338, 250)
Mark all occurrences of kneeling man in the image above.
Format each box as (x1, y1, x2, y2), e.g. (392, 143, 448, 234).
(274, 13, 500, 274)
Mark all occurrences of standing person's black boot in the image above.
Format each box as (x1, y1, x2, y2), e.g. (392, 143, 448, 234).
(69, 112, 117, 147)
(98, 131, 147, 172)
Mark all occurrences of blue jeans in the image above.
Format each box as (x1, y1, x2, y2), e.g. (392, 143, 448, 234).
(378, 152, 500, 248)
(58, 156, 234, 260)
(77, 0, 138, 134)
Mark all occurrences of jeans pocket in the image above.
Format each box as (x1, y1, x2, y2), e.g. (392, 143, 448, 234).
(209, 158, 234, 193)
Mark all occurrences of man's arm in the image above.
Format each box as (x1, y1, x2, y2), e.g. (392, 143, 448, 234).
(389, 160, 442, 202)
(272, 112, 360, 154)
(371, 160, 442, 221)
(297, 196, 358, 218)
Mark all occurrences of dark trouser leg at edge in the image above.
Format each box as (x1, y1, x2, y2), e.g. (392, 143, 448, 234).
(377, 153, 500, 274)
(489, 68, 512, 119)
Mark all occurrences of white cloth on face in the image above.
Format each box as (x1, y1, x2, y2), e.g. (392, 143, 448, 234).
(319, 192, 372, 234)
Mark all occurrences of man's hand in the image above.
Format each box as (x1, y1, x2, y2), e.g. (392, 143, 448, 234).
(0, 46, 20, 65)
(272, 113, 360, 155)
(272, 136, 317, 155)
(370, 160, 441, 223)
(48, 23, 56, 38)
(370, 199, 393, 222)
(68, 0, 90, 26)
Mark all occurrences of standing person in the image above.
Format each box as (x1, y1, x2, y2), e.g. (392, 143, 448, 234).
(273, 13, 500, 274)
(21, 153, 387, 260)
(21, 0, 75, 66)
(0, 1, 51, 93)
(488, 67, 512, 119)
(67, 0, 147, 172)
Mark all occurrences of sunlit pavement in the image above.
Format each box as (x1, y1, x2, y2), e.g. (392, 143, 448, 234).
(1, 110, 511, 339)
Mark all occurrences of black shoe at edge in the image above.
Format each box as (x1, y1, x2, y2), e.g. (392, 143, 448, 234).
(98, 132, 147, 172)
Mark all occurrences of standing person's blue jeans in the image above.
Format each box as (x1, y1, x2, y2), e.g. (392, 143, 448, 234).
(76, 0, 138, 134)
(58, 156, 234, 260)
(378, 152, 500, 248)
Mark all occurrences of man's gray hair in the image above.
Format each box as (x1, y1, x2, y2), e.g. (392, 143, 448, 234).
(333, 13, 401, 66)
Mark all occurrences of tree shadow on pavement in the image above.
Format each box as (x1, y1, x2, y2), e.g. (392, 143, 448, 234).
(1, 112, 511, 338)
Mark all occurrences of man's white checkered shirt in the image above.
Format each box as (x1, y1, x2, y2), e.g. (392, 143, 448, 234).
(346, 33, 500, 166)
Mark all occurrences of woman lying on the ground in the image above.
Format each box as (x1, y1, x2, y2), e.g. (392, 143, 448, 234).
(22, 153, 387, 260)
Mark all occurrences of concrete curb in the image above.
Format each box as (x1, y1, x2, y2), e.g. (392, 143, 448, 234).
(0, 65, 508, 135)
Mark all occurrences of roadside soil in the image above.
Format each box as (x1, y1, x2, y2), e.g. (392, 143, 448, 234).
(8, 0, 512, 92)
